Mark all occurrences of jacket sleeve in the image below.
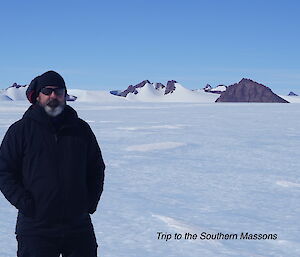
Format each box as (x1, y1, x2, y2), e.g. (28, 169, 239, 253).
(86, 124, 105, 214)
(0, 123, 35, 217)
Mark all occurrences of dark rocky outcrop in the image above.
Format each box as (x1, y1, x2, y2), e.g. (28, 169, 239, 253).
(288, 91, 298, 96)
(216, 78, 289, 103)
(112, 80, 179, 97)
(66, 94, 77, 101)
(7, 82, 27, 89)
(110, 90, 122, 96)
(119, 80, 151, 97)
(135, 80, 151, 89)
(164, 80, 177, 95)
(155, 83, 165, 90)
(204, 84, 212, 92)
(119, 85, 137, 96)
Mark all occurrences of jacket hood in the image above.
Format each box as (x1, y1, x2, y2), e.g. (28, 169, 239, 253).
(23, 104, 78, 129)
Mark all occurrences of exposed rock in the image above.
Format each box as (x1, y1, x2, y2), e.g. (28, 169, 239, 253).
(165, 80, 177, 95)
(154, 83, 165, 90)
(110, 90, 122, 96)
(216, 78, 289, 103)
(66, 94, 77, 101)
(116, 80, 180, 97)
(119, 80, 150, 97)
(7, 83, 27, 89)
(203, 84, 212, 92)
(288, 91, 298, 96)
(119, 85, 137, 96)
(135, 80, 151, 88)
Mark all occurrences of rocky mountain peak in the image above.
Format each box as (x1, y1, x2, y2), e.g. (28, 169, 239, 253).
(155, 83, 165, 90)
(119, 80, 152, 97)
(165, 80, 177, 95)
(216, 78, 289, 103)
(135, 80, 151, 88)
(288, 91, 298, 96)
(7, 83, 27, 90)
(239, 78, 253, 84)
(204, 84, 212, 92)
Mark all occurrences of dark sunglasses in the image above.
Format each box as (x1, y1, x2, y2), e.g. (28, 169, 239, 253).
(40, 87, 65, 96)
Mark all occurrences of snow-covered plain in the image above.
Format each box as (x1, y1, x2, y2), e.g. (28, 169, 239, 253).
(0, 101, 299, 257)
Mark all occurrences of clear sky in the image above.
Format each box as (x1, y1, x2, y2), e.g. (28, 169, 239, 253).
(1, 0, 299, 94)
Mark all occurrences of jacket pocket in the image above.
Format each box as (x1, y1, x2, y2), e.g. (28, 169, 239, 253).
(18, 191, 35, 218)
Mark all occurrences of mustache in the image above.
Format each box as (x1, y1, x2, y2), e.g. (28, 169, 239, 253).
(46, 99, 60, 108)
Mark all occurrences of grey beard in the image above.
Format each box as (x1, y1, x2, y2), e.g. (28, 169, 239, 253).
(42, 99, 65, 117)
(44, 104, 65, 117)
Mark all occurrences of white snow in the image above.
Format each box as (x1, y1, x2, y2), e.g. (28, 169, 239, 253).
(0, 93, 12, 101)
(276, 180, 300, 188)
(0, 100, 299, 256)
(117, 124, 185, 131)
(210, 85, 227, 92)
(125, 142, 186, 152)
(126, 83, 219, 102)
(279, 95, 300, 103)
(5, 86, 28, 101)
(67, 89, 128, 103)
(152, 214, 199, 234)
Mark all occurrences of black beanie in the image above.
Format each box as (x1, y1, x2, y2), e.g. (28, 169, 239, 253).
(26, 71, 67, 104)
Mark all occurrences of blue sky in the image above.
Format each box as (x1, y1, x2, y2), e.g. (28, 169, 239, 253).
(1, 0, 299, 93)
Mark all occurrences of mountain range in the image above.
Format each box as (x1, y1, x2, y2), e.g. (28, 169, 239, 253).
(0, 79, 299, 103)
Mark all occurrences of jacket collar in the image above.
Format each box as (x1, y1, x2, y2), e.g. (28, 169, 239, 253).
(23, 104, 78, 130)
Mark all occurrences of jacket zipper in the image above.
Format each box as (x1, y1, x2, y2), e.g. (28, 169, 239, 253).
(54, 132, 66, 236)
(54, 124, 75, 236)
(54, 134, 58, 143)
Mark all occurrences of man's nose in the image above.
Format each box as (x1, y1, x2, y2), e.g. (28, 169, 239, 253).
(49, 91, 57, 98)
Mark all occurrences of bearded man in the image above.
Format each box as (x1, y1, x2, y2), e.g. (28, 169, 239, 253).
(0, 71, 105, 257)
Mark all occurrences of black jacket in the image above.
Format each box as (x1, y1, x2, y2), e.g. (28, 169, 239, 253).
(0, 104, 105, 236)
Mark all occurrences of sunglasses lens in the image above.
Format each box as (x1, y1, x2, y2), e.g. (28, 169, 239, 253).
(41, 88, 53, 95)
(41, 88, 65, 96)
(54, 88, 65, 96)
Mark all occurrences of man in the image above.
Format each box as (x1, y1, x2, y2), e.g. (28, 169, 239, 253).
(0, 71, 105, 257)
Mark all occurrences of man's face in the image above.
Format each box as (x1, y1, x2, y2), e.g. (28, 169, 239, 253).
(37, 86, 66, 117)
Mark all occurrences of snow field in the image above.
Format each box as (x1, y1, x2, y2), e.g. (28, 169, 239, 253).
(0, 101, 299, 256)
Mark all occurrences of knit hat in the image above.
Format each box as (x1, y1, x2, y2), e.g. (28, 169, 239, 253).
(26, 71, 67, 104)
